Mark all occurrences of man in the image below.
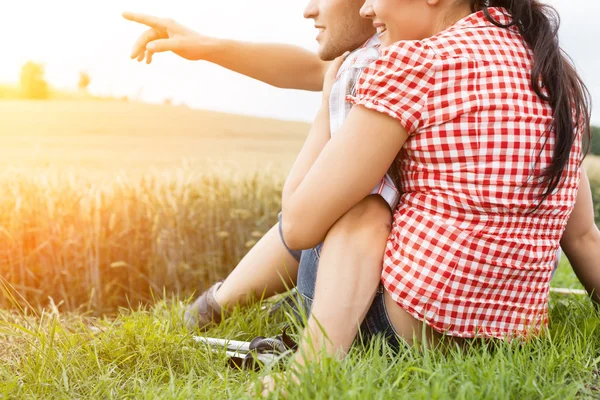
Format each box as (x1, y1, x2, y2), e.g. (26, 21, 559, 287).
(123, 0, 397, 333)
(123, 0, 600, 332)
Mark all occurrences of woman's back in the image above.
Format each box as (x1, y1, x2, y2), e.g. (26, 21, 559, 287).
(399, 8, 580, 233)
(350, 7, 582, 338)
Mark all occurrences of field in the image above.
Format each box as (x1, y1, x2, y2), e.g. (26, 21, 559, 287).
(0, 100, 308, 174)
(1, 100, 600, 398)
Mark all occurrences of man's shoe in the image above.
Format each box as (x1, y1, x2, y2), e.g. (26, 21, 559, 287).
(184, 281, 225, 331)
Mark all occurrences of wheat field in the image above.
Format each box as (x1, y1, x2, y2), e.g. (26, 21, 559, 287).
(0, 100, 311, 313)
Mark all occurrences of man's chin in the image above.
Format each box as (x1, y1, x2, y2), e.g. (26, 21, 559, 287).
(317, 45, 346, 62)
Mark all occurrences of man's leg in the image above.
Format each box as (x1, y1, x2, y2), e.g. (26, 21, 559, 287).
(215, 215, 301, 310)
(293, 195, 392, 362)
(185, 215, 301, 330)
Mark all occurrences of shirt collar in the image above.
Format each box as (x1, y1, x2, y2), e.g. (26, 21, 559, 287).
(364, 34, 380, 48)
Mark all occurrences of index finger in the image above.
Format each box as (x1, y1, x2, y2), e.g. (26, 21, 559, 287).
(122, 11, 166, 29)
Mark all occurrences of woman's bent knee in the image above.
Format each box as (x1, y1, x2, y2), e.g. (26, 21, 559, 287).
(332, 195, 393, 235)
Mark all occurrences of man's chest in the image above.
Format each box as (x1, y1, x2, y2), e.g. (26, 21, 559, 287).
(329, 46, 380, 134)
(334, 46, 380, 95)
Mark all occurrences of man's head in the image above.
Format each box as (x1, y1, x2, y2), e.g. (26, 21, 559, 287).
(304, 0, 376, 61)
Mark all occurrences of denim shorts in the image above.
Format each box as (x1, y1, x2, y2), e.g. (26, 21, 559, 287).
(277, 212, 302, 262)
(296, 243, 404, 351)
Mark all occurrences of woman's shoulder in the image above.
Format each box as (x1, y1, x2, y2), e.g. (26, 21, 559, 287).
(379, 7, 529, 68)
(424, 7, 530, 67)
(376, 40, 437, 70)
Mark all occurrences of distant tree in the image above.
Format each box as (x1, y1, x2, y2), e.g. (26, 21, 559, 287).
(591, 126, 600, 156)
(20, 61, 49, 99)
(78, 71, 91, 92)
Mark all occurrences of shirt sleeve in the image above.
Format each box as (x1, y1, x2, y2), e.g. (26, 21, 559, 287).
(347, 41, 437, 135)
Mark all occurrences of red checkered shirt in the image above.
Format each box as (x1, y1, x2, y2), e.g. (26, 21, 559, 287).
(348, 7, 582, 339)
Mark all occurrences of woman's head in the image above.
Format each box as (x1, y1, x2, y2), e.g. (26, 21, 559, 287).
(361, 0, 591, 202)
(359, 0, 472, 46)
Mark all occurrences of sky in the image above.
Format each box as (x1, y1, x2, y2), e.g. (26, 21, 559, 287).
(0, 0, 598, 123)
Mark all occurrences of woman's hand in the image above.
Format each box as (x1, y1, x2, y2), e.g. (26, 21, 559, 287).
(322, 51, 350, 103)
(122, 12, 213, 64)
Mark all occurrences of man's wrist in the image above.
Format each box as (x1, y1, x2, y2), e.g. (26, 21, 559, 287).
(194, 35, 222, 61)
(321, 89, 331, 104)
(318, 100, 330, 119)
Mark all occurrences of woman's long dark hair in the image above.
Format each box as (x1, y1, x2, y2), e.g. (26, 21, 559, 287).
(470, 0, 591, 201)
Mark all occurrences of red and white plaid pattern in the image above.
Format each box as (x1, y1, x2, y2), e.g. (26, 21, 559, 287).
(330, 35, 400, 210)
(348, 7, 582, 339)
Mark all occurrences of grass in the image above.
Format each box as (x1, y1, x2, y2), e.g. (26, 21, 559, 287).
(1, 269, 599, 399)
(0, 255, 596, 399)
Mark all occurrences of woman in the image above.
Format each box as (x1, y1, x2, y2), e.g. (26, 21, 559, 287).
(283, 0, 592, 365)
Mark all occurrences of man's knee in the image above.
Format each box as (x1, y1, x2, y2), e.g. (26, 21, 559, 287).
(332, 195, 393, 236)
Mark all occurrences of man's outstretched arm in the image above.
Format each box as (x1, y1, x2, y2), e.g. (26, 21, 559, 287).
(123, 12, 329, 92)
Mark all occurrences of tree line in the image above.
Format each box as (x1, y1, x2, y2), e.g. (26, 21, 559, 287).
(592, 126, 600, 157)
(18, 61, 90, 100)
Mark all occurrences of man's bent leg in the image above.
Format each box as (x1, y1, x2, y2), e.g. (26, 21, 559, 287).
(215, 217, 301, 311)
(186, 218, 301, 330)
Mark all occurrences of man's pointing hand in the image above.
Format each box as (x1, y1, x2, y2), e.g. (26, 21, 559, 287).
(122, 12, 211, 64)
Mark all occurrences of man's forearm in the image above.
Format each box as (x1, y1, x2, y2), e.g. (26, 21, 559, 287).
(282, 105, 330, 207)
(203, 38, 327, 91)
(280, 104, 332, 249)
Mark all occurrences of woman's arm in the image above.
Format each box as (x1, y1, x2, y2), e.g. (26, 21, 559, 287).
(560, 168, 600, 304)
(123, 12, 329, 91)
(281, 105, 407, 250)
